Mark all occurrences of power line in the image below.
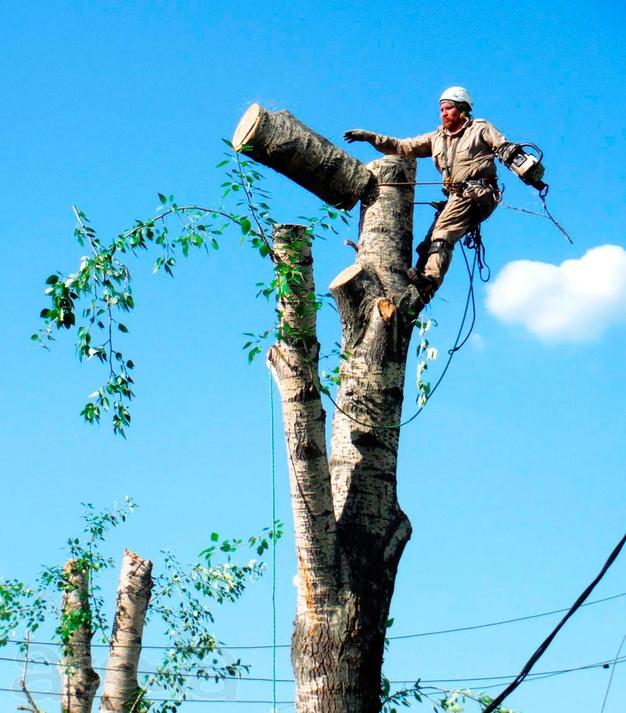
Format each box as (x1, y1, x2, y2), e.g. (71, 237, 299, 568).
(0, 657, 624, 706)
(388, 591, 626, 643)
(8, 590, 623, 651)
(0, 687, 293, 705)
(482, 531, 626, 713)
(600, 633, 626, 713)
(1, 653, 624, 688)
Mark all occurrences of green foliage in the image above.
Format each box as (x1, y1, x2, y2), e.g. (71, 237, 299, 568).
(381, 681, 516, 713)
(415, 318, 438, 408)
(1, 501, 276, 713)
(320, 343, 351, 394)
(0, 581, 47, 650)
(380, 619, 516, 713)
(35, 142, 352, 433)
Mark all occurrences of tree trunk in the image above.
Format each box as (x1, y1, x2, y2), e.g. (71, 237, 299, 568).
(99, 550, 153, 713)
(269, 156, 421, 713)
(232, 103, 374, 210)
(60, 560, 100, 713)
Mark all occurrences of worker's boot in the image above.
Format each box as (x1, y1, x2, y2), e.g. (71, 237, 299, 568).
(406, 268, 438, 305)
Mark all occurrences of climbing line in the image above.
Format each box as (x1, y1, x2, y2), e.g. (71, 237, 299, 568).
(268, 369, 277, 712)
(320, 245, 479, 430)
(539, 191, 574, 243)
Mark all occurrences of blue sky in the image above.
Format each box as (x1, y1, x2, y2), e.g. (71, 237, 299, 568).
(1, 1, 625, 711)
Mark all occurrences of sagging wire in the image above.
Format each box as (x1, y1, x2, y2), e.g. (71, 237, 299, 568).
(2, 653, 625, 689)
(7, 589, 626, 651)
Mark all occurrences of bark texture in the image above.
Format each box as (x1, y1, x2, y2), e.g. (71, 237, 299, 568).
(233, 103, 374, 210)
(269, 156, 421, 713)
(60, 560, 100, 713)
(99, 550, 153, 713)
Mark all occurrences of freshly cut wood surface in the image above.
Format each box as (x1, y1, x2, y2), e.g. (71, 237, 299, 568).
(233, 103, 373, 209)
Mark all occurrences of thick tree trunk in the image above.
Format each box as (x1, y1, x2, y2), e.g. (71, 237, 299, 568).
(269, 156, 421, 713)
(60, 560, 100, 713)
(99, 550, 153, 713)
(326, 157, 419, 712)
(232, 103, 374, 209)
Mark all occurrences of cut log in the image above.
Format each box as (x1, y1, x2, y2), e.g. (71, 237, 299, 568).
(232, 103, 374, 210)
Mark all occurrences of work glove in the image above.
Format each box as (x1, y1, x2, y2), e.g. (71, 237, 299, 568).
(343, 129, 375, 143)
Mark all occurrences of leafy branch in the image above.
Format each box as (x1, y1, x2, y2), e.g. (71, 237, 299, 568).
(34, 142, 352, 434)
(1, 501, 278, 713)
(415, 318, 438, 407)
(381, 680, 516, 713)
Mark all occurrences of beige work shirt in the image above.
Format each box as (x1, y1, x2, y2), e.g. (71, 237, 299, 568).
(372, 118, 514, 185)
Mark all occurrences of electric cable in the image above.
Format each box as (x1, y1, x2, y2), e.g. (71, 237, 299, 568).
(482, 531, 626, 713)
(1, 654, 624, 687)
(599, 632, 626, 713)
(8, 590, 625, 651)
(0, 687, 293, 705)
(1, 656, 624, 706)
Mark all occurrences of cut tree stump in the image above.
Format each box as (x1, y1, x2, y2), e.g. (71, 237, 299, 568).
(232, 103, 374, 209)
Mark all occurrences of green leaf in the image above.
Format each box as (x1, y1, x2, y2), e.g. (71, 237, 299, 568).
(158, 193, 167, 204)
(45, 274, 59, 285)
(240, 217, 251, 235)
(118, 323, 129, 333)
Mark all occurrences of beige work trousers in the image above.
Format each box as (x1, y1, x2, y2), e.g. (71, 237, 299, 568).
(423, 184, 498, 288)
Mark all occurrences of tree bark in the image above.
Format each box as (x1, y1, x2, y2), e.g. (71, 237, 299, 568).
(267, 224, 339, 614)
(232, 103, 374, 210)
(269, 156, 421, 713)
(60, 560, 100, 713)
(99, 550, 153, 713)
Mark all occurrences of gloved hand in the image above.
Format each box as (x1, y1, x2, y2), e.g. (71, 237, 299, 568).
(343, 129, 375, 143)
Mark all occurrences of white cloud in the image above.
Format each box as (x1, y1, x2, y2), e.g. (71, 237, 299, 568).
(485, 245, 626, 342)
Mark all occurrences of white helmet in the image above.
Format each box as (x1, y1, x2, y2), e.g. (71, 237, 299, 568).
(440, 86, 473, 110)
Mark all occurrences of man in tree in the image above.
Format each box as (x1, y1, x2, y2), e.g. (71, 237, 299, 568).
(344, 86, 544, 302)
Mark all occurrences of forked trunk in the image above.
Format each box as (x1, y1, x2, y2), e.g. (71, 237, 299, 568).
(269, 156, 421, 712)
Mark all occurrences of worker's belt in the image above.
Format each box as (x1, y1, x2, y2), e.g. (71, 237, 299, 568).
(464, 178, 498, 190)
(442, 177, 498, 196)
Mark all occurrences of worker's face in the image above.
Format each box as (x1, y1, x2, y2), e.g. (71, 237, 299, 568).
(440, 102, 464, 131)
